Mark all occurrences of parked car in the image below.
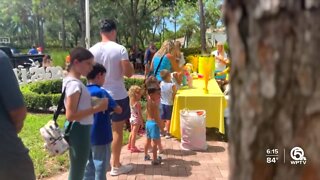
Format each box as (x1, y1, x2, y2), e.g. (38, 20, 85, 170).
(0, 46, 44, 68)
(10, 47, 21, 55)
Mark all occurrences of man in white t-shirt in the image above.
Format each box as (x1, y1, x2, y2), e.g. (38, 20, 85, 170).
(90, 19, 134, 176)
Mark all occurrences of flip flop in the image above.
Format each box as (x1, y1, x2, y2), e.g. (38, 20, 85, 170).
(131, 146, 143, 153)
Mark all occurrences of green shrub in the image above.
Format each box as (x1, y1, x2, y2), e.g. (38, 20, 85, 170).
(20, 85, 61, 111)
(21, 78, 144, 112)
(28, 79, 63, 94)
(124, 78, 145, 90)
(181, 47, 202, 57)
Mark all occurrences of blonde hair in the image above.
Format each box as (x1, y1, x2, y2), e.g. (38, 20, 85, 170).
(216, 42, 225, 57)
(128, 85, 142, 99)
(174, 41, 182, 58)
(156, 40, 175, 57)
(160, 69, 170, 80)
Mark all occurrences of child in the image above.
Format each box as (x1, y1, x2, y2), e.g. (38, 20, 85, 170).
(171, 72, 182, 90)
(160, 69, 177, 139)
(128, 85, 144, 153)
(144, 77, 164, 165)
(63, 47, 108, 180)
(84, 63, 122, 180)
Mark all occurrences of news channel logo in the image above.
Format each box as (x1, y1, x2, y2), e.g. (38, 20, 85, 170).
(290, 147, 307, 165)
(265, 146, 307, 165)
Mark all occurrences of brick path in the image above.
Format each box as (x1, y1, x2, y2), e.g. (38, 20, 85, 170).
(46, 135, 229, 180)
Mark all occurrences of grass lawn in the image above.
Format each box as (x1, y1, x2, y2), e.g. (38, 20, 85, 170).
(18, 48, 69, 68)
(49, 49, 70, 68)
(19, 113, 130, 179)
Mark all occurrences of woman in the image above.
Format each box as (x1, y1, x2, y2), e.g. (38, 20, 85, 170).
(63, 47, 108, 180)
(173, 41, 185, 68)
(212, 42, 229, 80)
(150, 40, 180, 81)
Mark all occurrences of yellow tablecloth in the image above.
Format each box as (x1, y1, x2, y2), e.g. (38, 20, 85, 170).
(169, 79, 227, 139)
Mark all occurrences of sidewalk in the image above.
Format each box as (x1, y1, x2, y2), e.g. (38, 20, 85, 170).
(46, 135, 229, 180)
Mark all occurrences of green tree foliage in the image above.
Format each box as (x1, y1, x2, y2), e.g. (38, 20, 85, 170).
(0, 0, 221, 50)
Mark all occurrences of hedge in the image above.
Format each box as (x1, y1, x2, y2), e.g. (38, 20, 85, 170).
(20, 78, 145, 112)
(181, 47, 202, 57)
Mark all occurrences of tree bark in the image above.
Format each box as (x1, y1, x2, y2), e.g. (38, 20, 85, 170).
(224, 0, 320, 180)
(39, 18, 45, 50)
(79, 0, 86, 47)
(130, 0, 139, 47)
(198, 0, 206, 53)
(61, 11, 66, 50)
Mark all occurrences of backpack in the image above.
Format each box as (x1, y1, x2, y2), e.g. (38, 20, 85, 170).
(40, 80, 81, 156)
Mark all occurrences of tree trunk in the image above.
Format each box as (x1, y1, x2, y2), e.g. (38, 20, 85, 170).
(39, 18, 45, 51)
(129, 0, 138, 47)
(138, 34, 144, 49)
(131, 22, 138, 47)
(74, 34, 78, 47)
(35, 15, 40, 46)
(162, 18, 165, 43)
(61, 11, 66, 50)
(79, 0, 86, 47)
(35, 15, 45, 49)
(225, 0, 320, 180)
(198, 0, 206, 54)
(152, 21, 159, 41)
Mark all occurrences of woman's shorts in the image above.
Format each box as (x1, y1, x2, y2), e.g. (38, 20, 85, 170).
(111, 97, 131, 122)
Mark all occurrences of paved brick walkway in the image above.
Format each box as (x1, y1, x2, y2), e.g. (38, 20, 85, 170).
(46, 136, 229, 180)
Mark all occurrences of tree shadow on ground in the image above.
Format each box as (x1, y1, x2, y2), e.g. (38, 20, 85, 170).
(206, 145, 226, 153)
(162, 148, 197, 157)
(129, 158, 201, 177)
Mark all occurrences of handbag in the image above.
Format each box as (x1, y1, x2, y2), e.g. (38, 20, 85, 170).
(40, 80, 81, 156)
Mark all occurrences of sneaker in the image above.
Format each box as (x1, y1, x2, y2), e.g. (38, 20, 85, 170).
(144, 154, 151, 161)
(110, 164, 133, 176)
(165, 133, 171, 139)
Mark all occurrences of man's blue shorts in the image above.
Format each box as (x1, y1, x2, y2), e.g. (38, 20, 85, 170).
(146, 120, 160, 140)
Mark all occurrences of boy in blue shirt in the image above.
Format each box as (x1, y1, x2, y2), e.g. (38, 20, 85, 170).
(84, 63, 122, 180)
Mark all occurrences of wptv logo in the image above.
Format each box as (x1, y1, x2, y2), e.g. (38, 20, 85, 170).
(290, 147, 307, 165)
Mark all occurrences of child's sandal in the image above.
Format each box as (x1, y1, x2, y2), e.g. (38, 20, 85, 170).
(144, 154, 151, 161)
(151, 159, 161, 165)
(131, 146, 143, 153)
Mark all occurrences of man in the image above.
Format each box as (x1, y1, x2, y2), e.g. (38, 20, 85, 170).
(0, 51, 35, 180)
(144, 42, 157, 76)
(90, 19, 134, 176)
(28, 46, 38, 55)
